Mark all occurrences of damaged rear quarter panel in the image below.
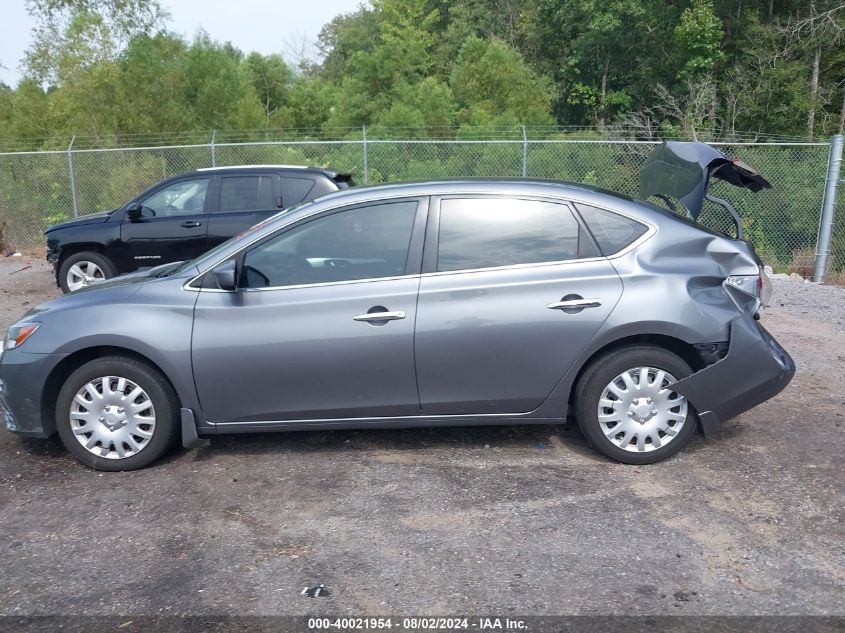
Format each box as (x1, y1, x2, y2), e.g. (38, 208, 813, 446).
(601, 204, 760, 346)
(536, 198, 762, 419)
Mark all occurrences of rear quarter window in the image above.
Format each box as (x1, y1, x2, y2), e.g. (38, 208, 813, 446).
(280, 177, 316, 206)
(576, 204, 649, 255)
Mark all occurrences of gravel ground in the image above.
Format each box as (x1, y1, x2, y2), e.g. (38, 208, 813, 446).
(0, 257, 843, 617)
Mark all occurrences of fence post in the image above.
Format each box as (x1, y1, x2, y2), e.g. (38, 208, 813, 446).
(522, 125, 528, 177)
(67, 136, 78, 218)
(814, 134, 843, 282)
(210, 129, 217, 167)
(362, 126, 369, 185)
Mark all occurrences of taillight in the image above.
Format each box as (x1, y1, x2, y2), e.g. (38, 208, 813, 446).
(724, 267, 769, 313)
(724, 274, 759, 296)
(759, 265, 773, 306)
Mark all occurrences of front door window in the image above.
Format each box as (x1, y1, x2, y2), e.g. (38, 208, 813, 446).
(140, 179, 209, 217)
(240, 200, 418, 288)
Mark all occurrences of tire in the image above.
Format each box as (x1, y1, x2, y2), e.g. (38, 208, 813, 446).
(574, 345, 698, 465)
(58, 251, 115, 293)
(55, 356, 180, 471)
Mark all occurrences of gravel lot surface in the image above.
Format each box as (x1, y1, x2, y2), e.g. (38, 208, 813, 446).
(0, 257, 842, 617)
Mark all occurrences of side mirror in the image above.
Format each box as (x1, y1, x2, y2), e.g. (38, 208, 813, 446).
(212, 260, 238, 291)
(126, 204, 143, 221)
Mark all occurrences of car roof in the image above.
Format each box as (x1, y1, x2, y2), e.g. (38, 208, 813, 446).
(195, 165, 334, 173)
(185, 177, 701, 277)
(307, 178, 643, 209)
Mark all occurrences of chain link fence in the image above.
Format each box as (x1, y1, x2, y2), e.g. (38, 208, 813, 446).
(0, 132, 842, 282)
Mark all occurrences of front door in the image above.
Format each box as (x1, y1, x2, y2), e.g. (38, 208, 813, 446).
(121, 176, 211, 269)
(191, 198, 427, 424)
(414, 196, 624, 415)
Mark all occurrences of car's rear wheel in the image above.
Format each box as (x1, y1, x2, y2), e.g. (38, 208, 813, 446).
(55, 356, 180, 471)
(59, 251, 115, 293)
(575, 345, 697, 464)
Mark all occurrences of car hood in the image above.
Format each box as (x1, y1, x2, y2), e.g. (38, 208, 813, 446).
(45, 210, 116, 232)
(17, 263, 194, 321)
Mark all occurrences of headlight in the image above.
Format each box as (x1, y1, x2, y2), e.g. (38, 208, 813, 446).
(3, 323, 41, 352)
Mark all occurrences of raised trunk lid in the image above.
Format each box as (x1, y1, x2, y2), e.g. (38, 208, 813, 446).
(638, 141, 770, 238)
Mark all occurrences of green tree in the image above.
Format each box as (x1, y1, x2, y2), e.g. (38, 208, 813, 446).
(317, 7, 380, 83)
(24, 0, 168, 84)
(177, 34, 264, 130)
(243, 53, 295, 126)
(674, 0, 727, 79)
(450, 36, 554, 125)
(2, 0, 844, 147)
(284, 77, 337, 131)
(523, 0, 653, 126)
(116, 33, 192, 134)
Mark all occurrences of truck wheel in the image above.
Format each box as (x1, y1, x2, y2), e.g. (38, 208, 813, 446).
(59, 251, 115, 293)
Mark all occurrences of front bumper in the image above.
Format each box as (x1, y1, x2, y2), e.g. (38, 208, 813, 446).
(46, 248, 60, 287)
(0, 351, 67, 438)
(673, 313, 795, 436)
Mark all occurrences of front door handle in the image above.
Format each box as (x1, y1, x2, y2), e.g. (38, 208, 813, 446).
(181, 221, 202, 228)
(353, 311, 406, 322)
(547, 298, 602, 310)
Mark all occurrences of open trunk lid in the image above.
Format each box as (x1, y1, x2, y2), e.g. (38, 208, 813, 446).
(638, 141, 770, 238)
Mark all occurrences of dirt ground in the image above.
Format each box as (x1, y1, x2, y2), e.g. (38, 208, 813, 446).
(0, 256, 842, 617)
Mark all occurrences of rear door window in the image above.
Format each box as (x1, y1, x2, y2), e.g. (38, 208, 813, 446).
(218, 175, 276, 212)
(576, 204, 649, 255)
(436, 197, 596, 272)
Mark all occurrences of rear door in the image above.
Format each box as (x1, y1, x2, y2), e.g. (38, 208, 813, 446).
(206, 172, 282, 249)
(414, 196, 624, 415)
(121, 176, 212, 268)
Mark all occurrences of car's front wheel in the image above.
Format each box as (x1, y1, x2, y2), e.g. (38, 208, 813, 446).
(55, 356, 180, 470)
(575, 345, 697, 464)
(58, 251, 115, 293)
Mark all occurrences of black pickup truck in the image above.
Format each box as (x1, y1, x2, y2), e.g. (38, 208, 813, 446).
(45, 165, 353, 292)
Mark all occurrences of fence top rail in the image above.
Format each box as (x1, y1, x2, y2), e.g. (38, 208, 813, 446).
(0, 139, 832, 157)
(0, 149, 67, 157)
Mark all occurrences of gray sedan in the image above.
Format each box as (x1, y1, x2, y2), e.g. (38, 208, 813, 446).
(0, 146, 795, 470)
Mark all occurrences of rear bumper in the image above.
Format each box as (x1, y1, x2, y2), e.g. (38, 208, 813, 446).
(672, 313, 795, 436)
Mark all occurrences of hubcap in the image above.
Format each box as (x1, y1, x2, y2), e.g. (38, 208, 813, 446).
(69, 376, 156, 460)
(66, 261, 105, 292)
(597, 366, 687, 453)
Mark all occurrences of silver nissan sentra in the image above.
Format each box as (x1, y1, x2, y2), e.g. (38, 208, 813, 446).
(0, 142, 795, 470)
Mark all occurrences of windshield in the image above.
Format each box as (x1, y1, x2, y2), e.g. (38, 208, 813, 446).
(168, 202, 308, 276)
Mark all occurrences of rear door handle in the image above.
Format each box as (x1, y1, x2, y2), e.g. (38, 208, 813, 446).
(547, 298, 602, 310)
(353, 311, 406, 322)
(181, 221, 202, 228)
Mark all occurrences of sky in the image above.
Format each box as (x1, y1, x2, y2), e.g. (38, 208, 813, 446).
(0, 0, 365, 86)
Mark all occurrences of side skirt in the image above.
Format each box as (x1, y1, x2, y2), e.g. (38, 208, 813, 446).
(203, 413, 568, 435)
